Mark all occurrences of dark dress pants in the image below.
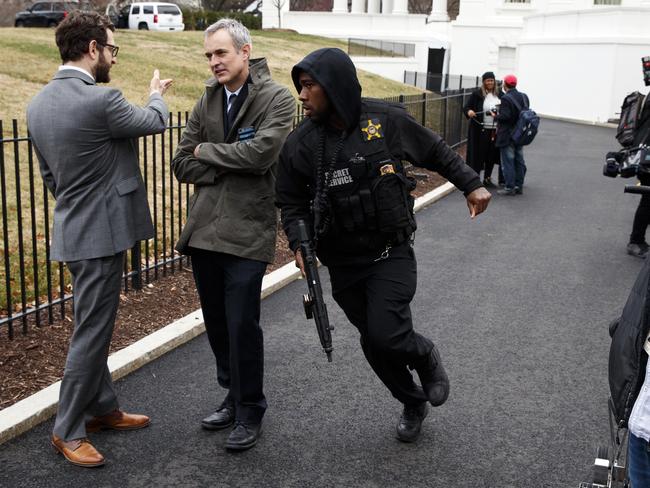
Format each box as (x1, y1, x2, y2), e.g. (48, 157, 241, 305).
(630, 173, 650, 245)
(191, 248, 267, 424)
(53, 253, 123, 441)
(329, 245, 432, 406)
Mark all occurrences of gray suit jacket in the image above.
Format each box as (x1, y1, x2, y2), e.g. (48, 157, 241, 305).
(27, 69, 168, 262)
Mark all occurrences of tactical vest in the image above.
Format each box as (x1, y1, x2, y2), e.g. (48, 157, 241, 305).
(324, 106, 417, 244)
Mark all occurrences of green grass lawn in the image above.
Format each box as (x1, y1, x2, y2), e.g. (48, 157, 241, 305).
(0, 27, 422, 317)
(0, 28, 421, 121)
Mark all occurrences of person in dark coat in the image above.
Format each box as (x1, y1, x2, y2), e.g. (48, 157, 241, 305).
(276, 48, 491, 444)
(463, 72, 502, 187)
(609, 257, 650, 486)
(626, 94, 650, 258)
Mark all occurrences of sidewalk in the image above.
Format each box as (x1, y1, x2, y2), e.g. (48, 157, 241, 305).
(0, 119, 641, 487)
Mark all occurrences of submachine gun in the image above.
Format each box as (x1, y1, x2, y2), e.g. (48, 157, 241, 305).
(297, 219, 334, 362)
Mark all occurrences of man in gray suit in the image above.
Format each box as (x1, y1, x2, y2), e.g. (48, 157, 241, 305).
(26, 11, 172, 468)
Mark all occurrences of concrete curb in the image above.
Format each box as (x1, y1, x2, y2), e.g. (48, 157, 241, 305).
(0, 181, 456, 445)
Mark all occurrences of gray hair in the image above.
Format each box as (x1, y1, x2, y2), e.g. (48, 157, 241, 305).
(205, 18, 252, 51)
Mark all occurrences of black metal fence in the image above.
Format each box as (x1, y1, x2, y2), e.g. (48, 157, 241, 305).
(404, 72, 481, 94)
(0, 89, 474, 339)
(348, 38, 417, 58)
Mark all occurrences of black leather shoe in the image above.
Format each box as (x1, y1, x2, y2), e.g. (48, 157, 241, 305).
(225, 422, 262, 451)
(414, 346, 450, 407)
(396, 402, 428, 443)
(201, 405, 235, 431)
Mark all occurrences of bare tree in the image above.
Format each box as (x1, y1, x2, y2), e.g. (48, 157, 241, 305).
(447, 0, 459, 19)
(290, 0, 331, 10)
(408, 0, 431, 14)
(271, 0, 286, 28)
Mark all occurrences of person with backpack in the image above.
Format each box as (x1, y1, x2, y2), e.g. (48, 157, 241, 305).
(624, 91, 650, 258)
(494, 74, 532, 196)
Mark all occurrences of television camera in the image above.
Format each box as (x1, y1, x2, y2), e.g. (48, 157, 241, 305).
(602, 145, 650, 179)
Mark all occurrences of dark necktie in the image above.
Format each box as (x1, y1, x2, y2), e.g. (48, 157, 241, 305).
(226, 93, 238, 133)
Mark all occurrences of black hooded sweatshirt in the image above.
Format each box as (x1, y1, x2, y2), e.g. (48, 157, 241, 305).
(276, 48, 482, 266)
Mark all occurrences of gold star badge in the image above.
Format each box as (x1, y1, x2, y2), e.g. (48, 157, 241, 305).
(361, 119, 383, 141)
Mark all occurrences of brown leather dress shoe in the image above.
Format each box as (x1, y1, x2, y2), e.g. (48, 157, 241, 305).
(51, 435, 105, 468)
(86, 409, 150, 433)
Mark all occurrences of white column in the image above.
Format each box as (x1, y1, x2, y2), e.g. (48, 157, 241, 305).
(368, 0, 381, 13)
(351, 0, 366, 13)
(428, 0, 449, 21)
(392, 0, 408, 14)
(382, 0, 394, 14)
(332, 0, 348, 13)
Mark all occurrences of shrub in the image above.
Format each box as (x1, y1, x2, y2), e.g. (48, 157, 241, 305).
(181, 9, 261, 31)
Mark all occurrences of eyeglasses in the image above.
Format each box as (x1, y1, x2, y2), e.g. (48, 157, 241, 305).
(100, 43, 119, 58)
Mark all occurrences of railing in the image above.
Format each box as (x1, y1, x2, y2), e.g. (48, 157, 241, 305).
(404, 72, 480, 93)
(348, 38, 416, 58)
(0, 90, 474, 339)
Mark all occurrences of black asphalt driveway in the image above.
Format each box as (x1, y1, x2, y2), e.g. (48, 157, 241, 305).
(0, 119, 643, 488)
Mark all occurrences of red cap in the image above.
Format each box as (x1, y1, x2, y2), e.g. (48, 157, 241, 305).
(504, 74, 517, 87)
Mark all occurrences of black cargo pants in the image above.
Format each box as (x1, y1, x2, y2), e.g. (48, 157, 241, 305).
(328, 244, 433, 406)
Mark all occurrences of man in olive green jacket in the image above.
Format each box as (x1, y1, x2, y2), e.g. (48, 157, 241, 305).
(172, 19, 294, 451)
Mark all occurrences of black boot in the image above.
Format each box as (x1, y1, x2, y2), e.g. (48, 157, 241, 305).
(414, 345, 450, 407)
(396, 402, 428, 443)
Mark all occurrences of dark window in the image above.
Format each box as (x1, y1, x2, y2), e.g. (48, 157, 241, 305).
(132, 5, 140, 14)
(157, 5, 180, 14)
(51, 2, 65, 10)
(31, 3, 51, 12)
(143, 5, 154, 14)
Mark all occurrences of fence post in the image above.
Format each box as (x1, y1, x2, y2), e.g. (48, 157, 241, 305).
(399, 94, 404, 104)
(442, 94, 448, 140)
(444, 73, 449, 94)
(459, 74, 463, 90)
(456, 95, 465, 146)
(414, 71, 418, 88)
(421, 92, 426, 126)
(131, 242, 142, 290)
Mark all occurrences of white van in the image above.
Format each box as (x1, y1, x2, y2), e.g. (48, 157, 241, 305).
(127, 2, 184, 31)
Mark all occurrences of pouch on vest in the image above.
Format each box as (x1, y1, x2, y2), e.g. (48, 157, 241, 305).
(371, 166, 417, 234)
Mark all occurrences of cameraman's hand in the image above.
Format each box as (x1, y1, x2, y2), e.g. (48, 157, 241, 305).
(467, 110, 476, 118)
(466, 187, 491, 219)
(295, 249, 305, 278)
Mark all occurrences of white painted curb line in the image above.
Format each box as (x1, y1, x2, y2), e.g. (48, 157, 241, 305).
(0, 181, 457, 445)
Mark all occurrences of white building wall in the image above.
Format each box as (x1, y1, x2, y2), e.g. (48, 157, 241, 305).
(260, 10, 451, 84)
(449, 23, 523, 77)
(518, 8, 650, 122)
(351, 56, 426, 84)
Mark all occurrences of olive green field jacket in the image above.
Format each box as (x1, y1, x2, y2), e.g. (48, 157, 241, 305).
(172, 58, 295, 263)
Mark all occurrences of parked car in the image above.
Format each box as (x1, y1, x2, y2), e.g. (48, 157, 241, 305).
(15, 1, 86, 28)
(109, 2, 184, 31)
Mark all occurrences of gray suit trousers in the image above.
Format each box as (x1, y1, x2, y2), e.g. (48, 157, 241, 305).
(53, 253, 124, 441)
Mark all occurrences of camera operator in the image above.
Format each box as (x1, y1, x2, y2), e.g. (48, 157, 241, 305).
(627, 94, 650, 258)
(609, 257, 650, 486)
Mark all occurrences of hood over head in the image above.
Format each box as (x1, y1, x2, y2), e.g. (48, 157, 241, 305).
(291, 48, 362, 131)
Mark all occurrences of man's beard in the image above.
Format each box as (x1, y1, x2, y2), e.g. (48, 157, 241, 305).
(94, 51, 111, 84)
